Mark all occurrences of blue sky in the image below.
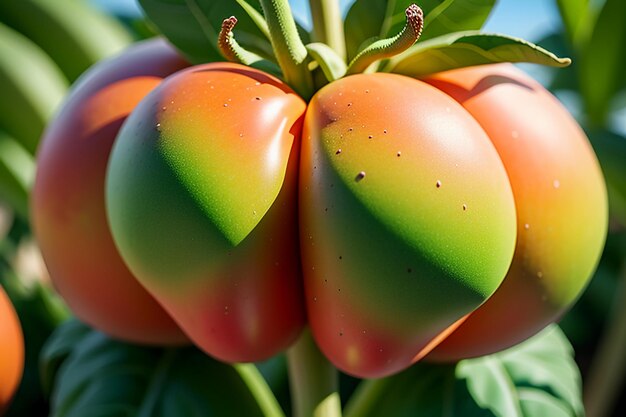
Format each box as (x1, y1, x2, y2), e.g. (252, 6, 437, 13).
(90, 0, 562, 42)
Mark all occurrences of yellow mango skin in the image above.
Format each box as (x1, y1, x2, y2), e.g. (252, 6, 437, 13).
(425, 64, 608, 360)
(300, 73, 517, 378)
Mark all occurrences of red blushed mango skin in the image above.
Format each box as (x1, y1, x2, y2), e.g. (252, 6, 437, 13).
(300, 73, 517, 378)
(106, 63, 307, 362)
(0, 286, 23, 415)
(32, 38, 188, 345)
(425, 64, 608, 361)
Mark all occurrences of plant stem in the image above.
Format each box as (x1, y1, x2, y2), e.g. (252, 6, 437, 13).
(584, 262, 626, 417)
(217, 17, 282, 76)
(287, 328, 342, 417)
(309, 0, 346, 60)
(259, 0, 313, 98)
(346, 4, 423, 75)
(234, 363, 286, 417)
(343, 378, 390, 417)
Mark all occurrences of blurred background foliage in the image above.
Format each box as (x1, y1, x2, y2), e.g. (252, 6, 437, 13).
(0, 0, 624, 416)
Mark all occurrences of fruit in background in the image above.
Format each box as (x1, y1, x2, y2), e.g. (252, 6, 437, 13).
(32, 38, 189, 345)
(0, 286, 24, 416)
(106, 62, 307, 362)
(299, 72, 517, 378)
(0, 0, 132, 82)
(424, 64, 608, 361)
(0, 22, 67, 155)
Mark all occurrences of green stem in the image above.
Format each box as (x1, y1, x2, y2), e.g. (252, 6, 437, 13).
(218, 16, 281, 76)
(259, 0, 313, 98)
(346, 4, 424, 75)
(287, 328, 342, 417)
(309, 0, 346, 60)
(218, 17, 261, 64)
(234, 363, 286, 417)
(584, 262, 626, 417)
(343, 379, 391, 417)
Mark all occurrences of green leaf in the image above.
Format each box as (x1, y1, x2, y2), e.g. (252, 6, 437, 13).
(344, 326, 584, 417)
(344, 0, 496, 61)
(556, 0, 589, 45)
(0, 130, 34, 219)
(587, 129, 626, 225)
(579, 0, 626, 126)
(42, 320, 284, 417)
(382, 31, 571, 77)
(306, 42, 347, 82)
(138, 0, 273, 64)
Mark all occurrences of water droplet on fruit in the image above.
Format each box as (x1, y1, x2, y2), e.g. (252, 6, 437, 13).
(524, 223, 530, 230)
(161, 106, 167, 112)
(336, 149, 342, 155)
(347, 102, 352, 107)
(383, 129, 388, 134)
(313, 297, 318, 302)
(355, 171, 366, 181)
(553, 179, 560, 189)
(255, 96, 262, 100)
(223, 103, 228, 107)
(365, 89, 370, 93)
(368, 135, 373, 139)
(537, 271, 543, 278)
(348, 127, 353, 132)
(462, 204, 467, 211)
(436, 180, 442, 188)
(397, 151, 401, 157)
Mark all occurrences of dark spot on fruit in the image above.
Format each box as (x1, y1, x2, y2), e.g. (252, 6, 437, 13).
(336, 149, 342, 155)
(407, 268, 412, 273)
(355, 171, 366, 181)
(255, 96, 261, 100)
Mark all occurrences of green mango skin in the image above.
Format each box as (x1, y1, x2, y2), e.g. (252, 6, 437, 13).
(300, 73, 517, 378)
(106, 63, 307, 363)
(424, 64, 608, 361)
(32, 38, 188, 345)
